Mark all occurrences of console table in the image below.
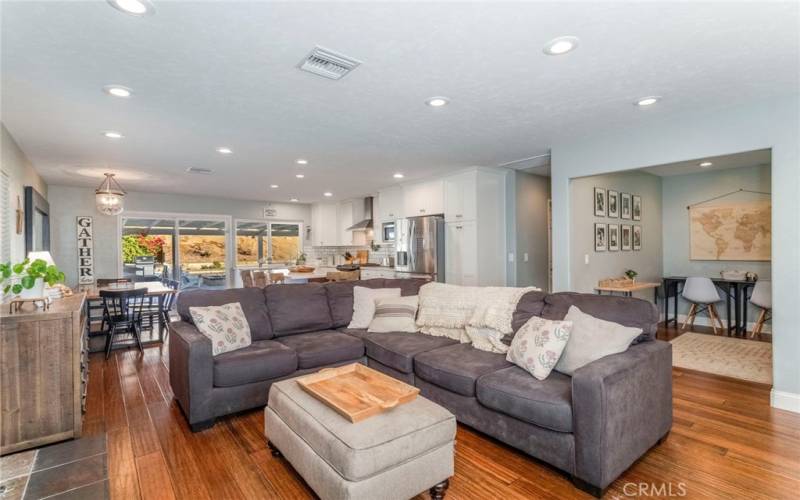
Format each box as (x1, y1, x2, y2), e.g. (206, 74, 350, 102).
(0, 293, 88, 455)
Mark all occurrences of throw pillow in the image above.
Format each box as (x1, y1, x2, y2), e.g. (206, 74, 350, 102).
(189, 302, 252, 356)
(506, 316, 572, 380)
(368, 295, 419, 333)
(465, 326, 510, 354)
(554, 305, 643, 376)
(348, 287, 402, 329)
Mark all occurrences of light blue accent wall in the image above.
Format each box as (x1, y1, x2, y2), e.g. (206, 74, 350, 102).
(549, 97, 800, 406)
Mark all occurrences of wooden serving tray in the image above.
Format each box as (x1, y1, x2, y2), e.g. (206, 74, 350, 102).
(296, 363, 420, 423)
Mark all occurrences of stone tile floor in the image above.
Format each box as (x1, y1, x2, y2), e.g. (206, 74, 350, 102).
(0, 435, 108, 500)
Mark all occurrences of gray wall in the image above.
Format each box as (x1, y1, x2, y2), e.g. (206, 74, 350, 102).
(570, 170, 663, 301)
(515, 171, 550, 289)
(662, 164, 771, 325)
(1, 123, 48, 262)
(48, 184, 311, 287)
(549, 96, 800, 411)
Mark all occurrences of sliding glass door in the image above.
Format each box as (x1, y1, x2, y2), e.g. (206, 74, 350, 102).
(121, 218, 176, 281)
(235, 221, 303, 267)
(179, 219, 227, 290)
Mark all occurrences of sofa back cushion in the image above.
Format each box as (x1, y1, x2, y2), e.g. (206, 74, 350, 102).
(383, 278, 430, 297)
(177, 288, 273, 340)
(541, 292, 658, 343)
(265, 283, 333, 336)
(325, 279, 386, 328)
(511, 290, 548, 333)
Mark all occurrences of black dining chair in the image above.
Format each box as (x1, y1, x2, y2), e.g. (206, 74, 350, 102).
(100, 287, 147, 358)
(141, 280, 179, 340)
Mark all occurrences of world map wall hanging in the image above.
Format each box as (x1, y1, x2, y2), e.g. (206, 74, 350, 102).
(689, 201, 771, 261)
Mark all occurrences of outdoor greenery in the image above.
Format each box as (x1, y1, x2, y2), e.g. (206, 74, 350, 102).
(123, 234, 166, 263)
(1, 258, 66, 295)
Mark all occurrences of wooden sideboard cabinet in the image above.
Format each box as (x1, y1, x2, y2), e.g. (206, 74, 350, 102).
(1, 293, 88, 455)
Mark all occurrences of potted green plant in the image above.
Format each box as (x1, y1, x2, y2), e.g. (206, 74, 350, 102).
(1, 258, 66, 300)
(624, 269, 638, 283)
(296, 252, 307, 265)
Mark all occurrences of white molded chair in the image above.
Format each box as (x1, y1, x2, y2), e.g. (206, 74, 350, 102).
(681, 277, 724, 334)
(749, 280, 771, 338)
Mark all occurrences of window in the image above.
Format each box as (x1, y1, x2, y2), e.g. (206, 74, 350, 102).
(1, 171, 10, 263)
(235, 221, 302, 267)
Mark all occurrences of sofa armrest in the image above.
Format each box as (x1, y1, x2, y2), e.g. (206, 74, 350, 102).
(168, 321, 214, 427)
(571, 340, 672, 491)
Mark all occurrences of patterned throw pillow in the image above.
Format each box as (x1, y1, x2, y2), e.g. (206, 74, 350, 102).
(189, 302, 252, 356)
(368, 295, 419, 333)
(348, 287, 402, 329)
(506, 316, 573, 380)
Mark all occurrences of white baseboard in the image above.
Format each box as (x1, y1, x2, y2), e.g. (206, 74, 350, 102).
(660, 313, 772, 334)
(771, 390, 800, 414)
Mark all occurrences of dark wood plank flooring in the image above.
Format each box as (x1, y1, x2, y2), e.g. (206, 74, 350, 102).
(70, 324, 798, 499)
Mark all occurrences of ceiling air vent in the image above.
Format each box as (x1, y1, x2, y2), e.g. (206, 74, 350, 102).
(297, 46, 361, 80)
(185, 167, 213, 175)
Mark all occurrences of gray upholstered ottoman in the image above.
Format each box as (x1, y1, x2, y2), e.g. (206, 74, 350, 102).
(265, 378, 456, 500)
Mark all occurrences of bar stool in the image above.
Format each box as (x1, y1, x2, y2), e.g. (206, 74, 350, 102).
(749, 280, 771, 338)
(682, 277, 724, 334)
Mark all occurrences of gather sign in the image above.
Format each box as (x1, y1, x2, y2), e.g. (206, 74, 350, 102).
(76, 216, 94, 284)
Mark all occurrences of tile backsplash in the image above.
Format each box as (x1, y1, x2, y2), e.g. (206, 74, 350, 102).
(304, 243, 395, 266)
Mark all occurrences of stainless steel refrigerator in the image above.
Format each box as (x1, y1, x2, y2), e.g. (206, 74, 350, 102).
(394, 215, 445, 282)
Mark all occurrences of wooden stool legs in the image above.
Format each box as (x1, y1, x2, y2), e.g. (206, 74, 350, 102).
(708, 304, 724, 335)
(681, 303, 723, 334)
(682, 304, 697, 331)
(751, 309, 768, 338)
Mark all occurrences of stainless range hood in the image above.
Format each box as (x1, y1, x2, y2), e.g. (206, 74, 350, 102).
(346, 196, 374, 231)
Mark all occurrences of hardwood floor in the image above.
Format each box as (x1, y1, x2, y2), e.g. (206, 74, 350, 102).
(76, 336, 797, 500)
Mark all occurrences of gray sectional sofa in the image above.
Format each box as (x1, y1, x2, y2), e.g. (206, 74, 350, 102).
(169, 278, 672, 496)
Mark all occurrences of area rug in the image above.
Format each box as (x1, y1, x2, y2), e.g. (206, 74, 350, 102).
(670, 332, 772, 384)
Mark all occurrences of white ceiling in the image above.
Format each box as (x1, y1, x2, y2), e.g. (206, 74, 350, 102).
(640, 148, 771, 177)
(2, 1, 798, 203)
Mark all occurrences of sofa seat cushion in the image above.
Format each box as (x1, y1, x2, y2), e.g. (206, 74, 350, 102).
(364, 332, 457, 374)
(213, 340, 297, 387)
(276, 330, 365, 369)
(414, 343, 512, 397)
(265, 283, 333, 336)
(337, 327, 371, 340)
(476, 366, 573, 433)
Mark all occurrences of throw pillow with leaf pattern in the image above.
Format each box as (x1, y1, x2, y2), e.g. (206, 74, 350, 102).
(189, 302, 252, 356)
(506, 316, 572, 380)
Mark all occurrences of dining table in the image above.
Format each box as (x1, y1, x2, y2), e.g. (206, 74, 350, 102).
(82, 281, 175, 344)
(661, 276, 756, 336)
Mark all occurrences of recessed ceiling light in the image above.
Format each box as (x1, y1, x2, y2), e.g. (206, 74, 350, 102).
(295, 174, 305, 179)
(543, 36, 580, 55)
(270, 184, 279, 188)
(296, 159, 308, 165)
(103, 85, 132, 98)
(699, 161, 713, 168)
(393, 173, 404, 179)
(290, 198, 299, 202)
(323, 192, 333, 197)
(426, 97, 450, 107)
(103, 131, 124, 139)
(107, 0, 155, 16)
(216, 147, 232, 154)
(635, 96, 661, 107)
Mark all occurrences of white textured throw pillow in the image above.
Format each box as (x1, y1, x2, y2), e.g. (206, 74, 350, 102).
(554, 306, 643, 376)
(189, 302, 252, 356)
(348, 287, 402, 329)
(507, 316, 572, 380)
(368, 295, 419, 333)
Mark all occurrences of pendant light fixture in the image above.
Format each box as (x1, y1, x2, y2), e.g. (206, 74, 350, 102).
(95, 173, 126, 215)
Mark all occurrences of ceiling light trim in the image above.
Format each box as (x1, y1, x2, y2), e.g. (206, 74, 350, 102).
(543, 36, 580, 55)
(107, 0, 155, 17)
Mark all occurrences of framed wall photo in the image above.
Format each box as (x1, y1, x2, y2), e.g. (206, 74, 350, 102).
(632, 195, 642, 221)
(621, 224, 632, 251)
(608, 224, 619, 251)
(633, 225, 642, 250)
(593, 187, 607, 217)
(594, 223, 607, 252)
(620, 193, 632, 220)
(607, 190, 619, 218)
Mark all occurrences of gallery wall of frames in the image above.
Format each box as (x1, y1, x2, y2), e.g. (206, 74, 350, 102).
(593, 187, 642, 252)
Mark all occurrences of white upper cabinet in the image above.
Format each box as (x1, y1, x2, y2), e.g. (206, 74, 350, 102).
(445, 220, 478, 286)
(403, 179, 444, 217)
(377, 187, 404, 222)
(444, 170, 477, 222)
(311, 202, 338, 246)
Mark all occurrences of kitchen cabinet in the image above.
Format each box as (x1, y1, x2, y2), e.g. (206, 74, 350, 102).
(377, 187, 403, 222)
(403, 179, 444, 217)
(311, 203, 338, 246)
(445, 220, 478, 286)
(444, 170, 477, 222)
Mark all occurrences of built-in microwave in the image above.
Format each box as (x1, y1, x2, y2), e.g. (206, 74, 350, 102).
(382, 221, 395, 242)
